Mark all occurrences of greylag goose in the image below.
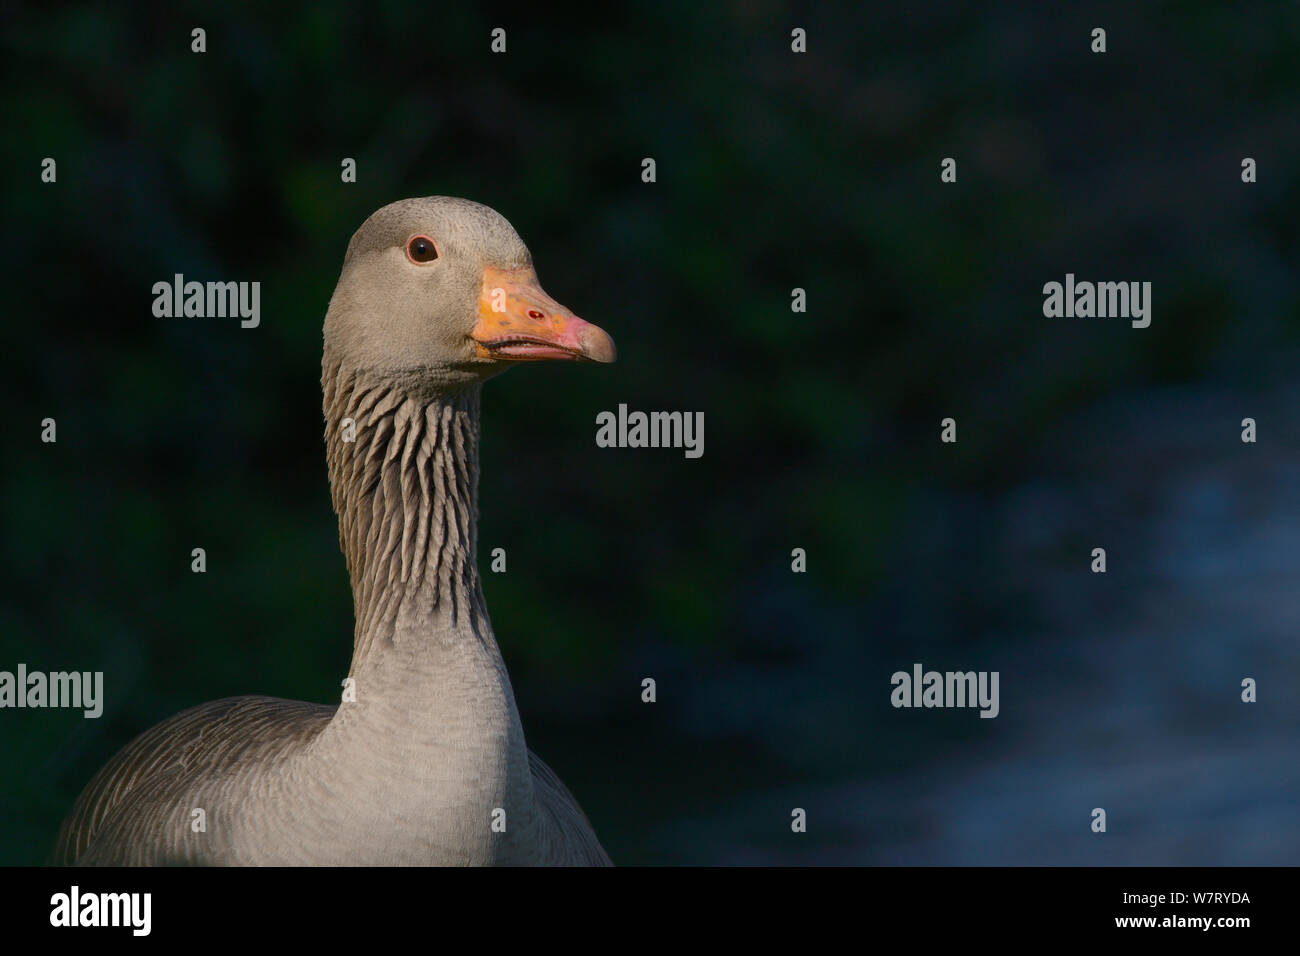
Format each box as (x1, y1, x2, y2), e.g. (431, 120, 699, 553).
(56, 197, 615, 865)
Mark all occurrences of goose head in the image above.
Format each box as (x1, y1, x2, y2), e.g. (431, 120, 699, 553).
(324, 196, 616, 391)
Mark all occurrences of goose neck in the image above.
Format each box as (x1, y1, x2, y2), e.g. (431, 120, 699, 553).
(322, 360, 491, 670)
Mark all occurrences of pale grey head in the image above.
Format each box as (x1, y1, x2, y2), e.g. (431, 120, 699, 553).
(324, 196, 615, 393)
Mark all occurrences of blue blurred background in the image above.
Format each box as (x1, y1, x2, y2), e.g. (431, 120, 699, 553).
(2, 1, 1297, 864)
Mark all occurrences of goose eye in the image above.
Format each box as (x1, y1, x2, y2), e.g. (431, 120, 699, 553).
(406, 235, 439, 263)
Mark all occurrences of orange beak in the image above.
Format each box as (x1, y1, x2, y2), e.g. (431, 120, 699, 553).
(471, 266, 616, 364)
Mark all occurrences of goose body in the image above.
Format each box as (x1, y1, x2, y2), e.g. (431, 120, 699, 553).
(56, 198, 614, 865)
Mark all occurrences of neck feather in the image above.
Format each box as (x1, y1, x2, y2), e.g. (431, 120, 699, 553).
(322, 357, 490, 669)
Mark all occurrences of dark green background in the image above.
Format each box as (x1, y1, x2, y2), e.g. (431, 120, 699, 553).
(3, 2, 1298, 864)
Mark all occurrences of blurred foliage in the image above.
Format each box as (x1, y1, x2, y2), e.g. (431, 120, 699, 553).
(1, 1, 1298, 864)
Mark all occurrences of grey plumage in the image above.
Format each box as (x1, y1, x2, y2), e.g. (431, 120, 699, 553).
(56, 198, 612, 865)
